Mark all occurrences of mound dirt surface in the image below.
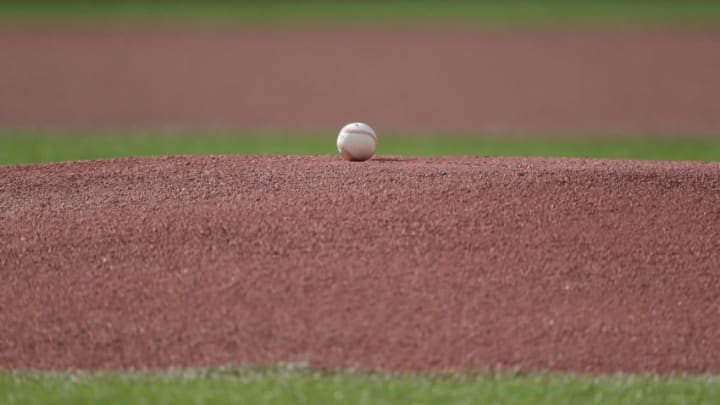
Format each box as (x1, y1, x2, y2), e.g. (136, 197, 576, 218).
(1, 28, 720, 134)
(1, 155, 720, 374)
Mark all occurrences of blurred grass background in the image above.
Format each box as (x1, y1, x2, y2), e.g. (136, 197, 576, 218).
(2, 133, 720, 165)
(2, 0, 719, 165)
(1, 0, 720, 26)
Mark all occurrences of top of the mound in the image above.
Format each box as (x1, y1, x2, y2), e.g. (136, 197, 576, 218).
(1, 155, 720, 374)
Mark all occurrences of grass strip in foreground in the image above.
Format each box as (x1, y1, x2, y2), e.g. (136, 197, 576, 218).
(1, 133, 720, 165)
(2, 368, 720, 405)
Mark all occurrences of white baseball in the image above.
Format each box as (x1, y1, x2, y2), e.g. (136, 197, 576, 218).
(336, 122, 377, 162)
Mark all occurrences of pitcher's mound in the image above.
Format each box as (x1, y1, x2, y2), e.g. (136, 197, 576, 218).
(1, 155, 719, 374)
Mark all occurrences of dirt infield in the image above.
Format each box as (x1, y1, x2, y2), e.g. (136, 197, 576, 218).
(1, 155, 719, 374)
(1, 27, 720, 135)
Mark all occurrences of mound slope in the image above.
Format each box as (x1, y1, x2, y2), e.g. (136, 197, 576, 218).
(1, 155, 720, 374)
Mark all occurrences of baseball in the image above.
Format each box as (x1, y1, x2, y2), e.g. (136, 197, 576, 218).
(336, 122, 377, 162)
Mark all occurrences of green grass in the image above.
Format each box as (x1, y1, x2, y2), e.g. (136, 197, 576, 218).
(1, 133, 720, 166)
(1, 1, 720, 27)
(2, 368, 720, 405)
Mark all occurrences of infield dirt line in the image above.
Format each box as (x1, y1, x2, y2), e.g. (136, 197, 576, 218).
(1, 28, 719, 135)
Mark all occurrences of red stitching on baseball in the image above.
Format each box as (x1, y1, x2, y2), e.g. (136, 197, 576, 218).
(344, 129, 377, 141)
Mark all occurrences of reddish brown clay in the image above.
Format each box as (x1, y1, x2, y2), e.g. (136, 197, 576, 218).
(1, 156, 719, 374)
(1, 28, 720, 135)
